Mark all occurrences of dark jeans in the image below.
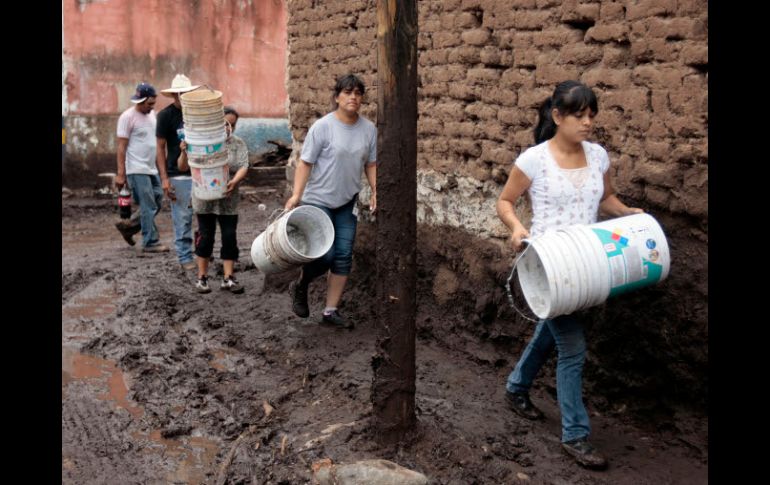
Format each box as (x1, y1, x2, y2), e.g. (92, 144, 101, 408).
(195, 213, 239, 261)
(300, 195, 358, 285)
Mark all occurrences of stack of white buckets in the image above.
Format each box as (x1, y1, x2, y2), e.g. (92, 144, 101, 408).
(514, 213, 671, 320)
(250, 206, 336, 274)
(180, 89, 229, 200)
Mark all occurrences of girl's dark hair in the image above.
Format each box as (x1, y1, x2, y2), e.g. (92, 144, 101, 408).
(332, 74, 365, 109)
(223, 106, 240, 120)
(533, 81, 598, 144)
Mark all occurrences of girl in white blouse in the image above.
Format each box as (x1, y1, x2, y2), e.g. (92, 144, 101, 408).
(496, 80, 641, 469)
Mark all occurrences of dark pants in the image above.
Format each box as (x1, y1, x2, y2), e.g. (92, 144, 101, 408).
(195, 213, 239, 261)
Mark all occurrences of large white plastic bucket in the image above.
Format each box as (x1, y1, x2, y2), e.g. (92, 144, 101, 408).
(250, 206, 335, 274)
(515, 213, 671, 320)
(189, 150, 229, 201)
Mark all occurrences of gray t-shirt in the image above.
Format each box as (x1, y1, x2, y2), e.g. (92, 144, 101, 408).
(300, 112, 377, 209)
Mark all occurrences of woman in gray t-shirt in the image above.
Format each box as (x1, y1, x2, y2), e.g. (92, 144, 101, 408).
(285, 74, 378, 328)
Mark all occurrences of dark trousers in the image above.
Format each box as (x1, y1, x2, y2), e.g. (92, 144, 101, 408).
(195, 213, 239, 261)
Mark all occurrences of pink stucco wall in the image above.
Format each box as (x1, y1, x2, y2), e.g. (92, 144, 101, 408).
(63, 0, 287, 117)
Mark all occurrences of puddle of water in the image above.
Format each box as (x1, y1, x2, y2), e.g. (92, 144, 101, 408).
(62, 349, 144, 419)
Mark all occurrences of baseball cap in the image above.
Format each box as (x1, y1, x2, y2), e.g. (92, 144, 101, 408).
(130, 82, 158, 104)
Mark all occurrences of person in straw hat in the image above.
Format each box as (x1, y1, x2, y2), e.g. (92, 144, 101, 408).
(156, 74, 201, 270)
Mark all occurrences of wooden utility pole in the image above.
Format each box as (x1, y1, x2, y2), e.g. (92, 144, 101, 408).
(371, 0, 418, 444)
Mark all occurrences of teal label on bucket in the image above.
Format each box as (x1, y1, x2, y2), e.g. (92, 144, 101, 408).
(187, 142, 224, 155)
(592, 228, 663, 297)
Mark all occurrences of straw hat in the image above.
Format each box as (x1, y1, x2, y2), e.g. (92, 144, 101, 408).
(160, 74, 200, 96)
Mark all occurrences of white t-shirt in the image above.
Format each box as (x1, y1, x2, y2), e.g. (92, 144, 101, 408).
(515, 140, 610, 237)
(117, 107, 158, 176)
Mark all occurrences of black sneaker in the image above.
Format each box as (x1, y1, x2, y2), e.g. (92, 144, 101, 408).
(321, 309, 353, 329)
(505, 391, 544, 420)
(289, 280, 309, 318)
(221, 275, 244, 294)
(562, 437, 608, 469)
(115, 220, 141, 246)
(196, 275, 212, 294)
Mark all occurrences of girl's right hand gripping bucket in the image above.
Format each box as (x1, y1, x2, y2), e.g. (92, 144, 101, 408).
(250, 206, 335, 274)
(515, 213, 671, 320)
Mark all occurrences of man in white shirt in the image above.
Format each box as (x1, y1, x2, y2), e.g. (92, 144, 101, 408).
(113, 82, 169, 252)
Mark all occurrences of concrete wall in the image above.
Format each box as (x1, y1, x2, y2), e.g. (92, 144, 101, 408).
(62, 0, 290, 186)
(285, 0, 708, 405)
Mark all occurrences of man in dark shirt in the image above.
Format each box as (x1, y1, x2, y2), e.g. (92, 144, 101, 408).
(156, 74, 200, 270)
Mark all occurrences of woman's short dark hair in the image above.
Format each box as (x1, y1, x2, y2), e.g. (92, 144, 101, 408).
(534, 81, 598, 144)
(334, 74, 366, 97)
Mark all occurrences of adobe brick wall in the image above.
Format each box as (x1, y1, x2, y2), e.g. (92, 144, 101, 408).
(286, 0, 708, 406)
(286, 0, 707, 222)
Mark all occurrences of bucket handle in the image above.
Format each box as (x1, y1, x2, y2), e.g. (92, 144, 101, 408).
(267, 208, 289, 226)
(505, 239, 540, 323)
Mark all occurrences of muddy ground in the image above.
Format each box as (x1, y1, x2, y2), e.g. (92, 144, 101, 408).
(62, 189, 707, 484)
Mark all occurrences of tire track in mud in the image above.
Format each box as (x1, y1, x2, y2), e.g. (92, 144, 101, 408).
(62, 392, 147, 484)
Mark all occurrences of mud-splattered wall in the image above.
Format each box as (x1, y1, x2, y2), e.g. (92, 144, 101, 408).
(62, 0, 289, 186)
(286, 0, 708, 409)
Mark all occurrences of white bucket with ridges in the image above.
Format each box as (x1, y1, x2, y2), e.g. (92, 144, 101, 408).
(512, 213, 670, 320)
(189, 150, 229, 201)
(250, 206, 335, 274)
(181, 88, 227, 149)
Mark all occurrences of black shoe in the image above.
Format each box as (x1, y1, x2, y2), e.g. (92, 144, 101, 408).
(289, 280, 309, 318)
(505, 391, 544, 420)
(115, 220, 140, 246)
(562, 437, 608, 469)
(321, 309, 353, 329)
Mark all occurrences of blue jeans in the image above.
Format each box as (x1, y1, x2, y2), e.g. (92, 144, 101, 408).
(506, 314, 590, 443)
(300, 195, 358, 282)
(127, 174, 164, 248)
(169, 178, 194, 263)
